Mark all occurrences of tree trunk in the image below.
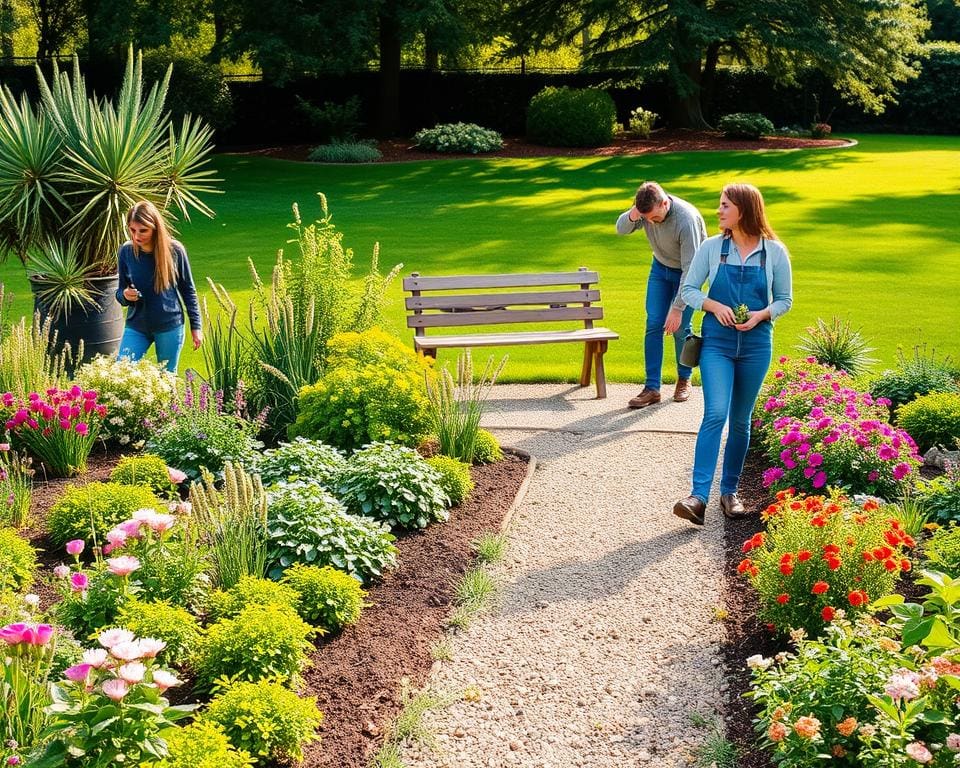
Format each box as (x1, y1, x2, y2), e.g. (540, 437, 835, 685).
(668, 24, 710, 129)
(700, 42, 721, 127)
(377, 2, 402, 137)
(424, 31, 439, 70)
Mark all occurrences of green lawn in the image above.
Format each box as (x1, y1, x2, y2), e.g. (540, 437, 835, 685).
(1, 134, 958, 383)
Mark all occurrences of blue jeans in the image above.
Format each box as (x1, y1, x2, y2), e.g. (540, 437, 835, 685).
(118, 325, 185, 373)
(644, 258, 694, 390)
(691, 336, 772, 502)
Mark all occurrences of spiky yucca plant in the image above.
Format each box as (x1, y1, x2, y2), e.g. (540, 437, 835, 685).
(796, 316, 877, 377)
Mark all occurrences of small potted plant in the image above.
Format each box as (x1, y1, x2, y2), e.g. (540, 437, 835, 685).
(0, 48, 219, 364)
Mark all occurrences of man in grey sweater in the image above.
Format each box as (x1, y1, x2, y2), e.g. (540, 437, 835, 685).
(616, 181, 707, 408)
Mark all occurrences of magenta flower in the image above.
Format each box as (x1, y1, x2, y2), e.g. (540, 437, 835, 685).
(812, 471, 827, 489)
(893, 462, 912, 480)
(106, 555, 140, 577)
(25, 624, 53, 645)
(64, 663, 93, 682)
(70, 572, 89, 592)
(807, 452, 823, 467)
(762, 467, 784, 487)
(101, 678, 129, 702)
(868, 470, 880, 482)
(65, 539, 84, 556)
(74, 422, 89, 436)
(7, 755, 22, 765)
(0, 623, 28, 644)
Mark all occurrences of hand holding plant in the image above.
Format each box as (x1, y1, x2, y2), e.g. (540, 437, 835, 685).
(734, 303, 750, 324)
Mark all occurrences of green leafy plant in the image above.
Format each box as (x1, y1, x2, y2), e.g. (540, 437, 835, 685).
(189, 462, 268, 590)
(896, 391, 960, 452)
(336, 442, 449, 530)
(202, 679, 323, 765)
(30, 629, 193, 768)
(145, 719, 253, 768)
(265, 480, 397, 582)
(117, 599, 202, 669)
(194, 603, 315, 692)
(426, 455, 474, 506)
(207, 575, 299, 621)
(869, 343, 959, 412)
(0, 526, 36, 594)
(54, 562, 131, 640)
(717, 112, 774, 139)
(526, 86, 617, 147)
(198, 290, 247, 410)
(25, 239, 99, 320)
(47, 482, 164, 547)
(627, 106, 657, 139)
(109, 454, 179, 498)
(923, 521, 960, 577)
(280, 563, 366, 632)
(427, 352, 505, 464)
(250, 436, 345, 487)
(472, 428, 504, 465)
(796, 316, 878, 376)
(0, 444, 33, 527)
(76, 356, 179, 449)
(2, 386, 106, 477)
(295, 94, 363, 142)
(733, 303, 750, 324)
(307, 140, 382, 163)
(413, 122, 503, 153)
(915, 462, 960, 525)
(738, 492, 913, 636)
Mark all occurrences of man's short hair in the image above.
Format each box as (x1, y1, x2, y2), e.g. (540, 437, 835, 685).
(634, 182, 667, 213)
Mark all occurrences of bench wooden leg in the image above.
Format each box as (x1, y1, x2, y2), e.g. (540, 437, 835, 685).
(580, 341, 595, 387)
(593, 340, 608, 398)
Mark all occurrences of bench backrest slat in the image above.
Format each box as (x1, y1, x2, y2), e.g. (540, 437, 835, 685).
(405, 289, 600, 311)
(403, 271, 599, 291)
(408, 306, 603, 329)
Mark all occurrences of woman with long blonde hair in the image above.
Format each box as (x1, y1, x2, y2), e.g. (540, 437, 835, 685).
(115, 201, 202, 372)
(672, 183, 793, 526)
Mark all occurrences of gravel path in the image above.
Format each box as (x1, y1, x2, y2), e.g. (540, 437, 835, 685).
(400, 384, 728, 768)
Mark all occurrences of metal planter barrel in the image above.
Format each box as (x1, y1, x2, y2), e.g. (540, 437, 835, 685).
(30, 273, 124, 370)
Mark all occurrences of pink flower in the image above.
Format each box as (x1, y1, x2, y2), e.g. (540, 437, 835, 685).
(101, 678, 129, 702)
(151, 669, 181, 693)
(74, 422, 89, 436)
(118, 662, 146, 683)
(82, 648, 109, 667)
(105, 527, 128, 547)
(0, 442, 8, 450)
(0, 623, 28, 644)
(167, 466, 187, 484)
(137, 638, 167, 659)
(58, 419, 71, 430)
(98, 628, 135, 649)
(118, 518, 145, 538)
(905, 742, 933, 764)
(147, 514, 177, 534)
(893, 462, 912, 480)
(65, 539, 84, 556)
(64, 663, 93, 682)
(947, 733, 960, 751)
(53, 565, 70, 579)
(885, 669, 921, 701)
(7, 755, 21, 765)
(24, 624, 53, 645)
(70, 572, 89, 592)
(110, 640, 143, 661)
(106, 556, 140, 577)
(812, 471, 827, 489)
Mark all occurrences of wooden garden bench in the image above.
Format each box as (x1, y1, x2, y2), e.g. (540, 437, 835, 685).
(403, 267, 619, 398)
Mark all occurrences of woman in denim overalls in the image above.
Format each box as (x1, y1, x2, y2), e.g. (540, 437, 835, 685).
(673, 184, 793, 525)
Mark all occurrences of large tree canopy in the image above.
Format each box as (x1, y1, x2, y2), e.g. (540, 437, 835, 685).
(508, 0, 930, 127)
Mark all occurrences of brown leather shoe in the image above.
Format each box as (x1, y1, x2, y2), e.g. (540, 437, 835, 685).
(720, 493, 749, 519)
(628, 387, 661, 409)
(673, 378, 691, 402)
(672, 496, 706, 526)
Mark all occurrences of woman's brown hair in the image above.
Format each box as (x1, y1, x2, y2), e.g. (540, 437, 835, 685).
(126, 201, 175, 293)
(722, 183, 778, 241)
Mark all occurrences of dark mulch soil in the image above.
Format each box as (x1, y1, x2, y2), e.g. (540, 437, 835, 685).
(225, 129, 851, 164)
(21, 445, 530, 768)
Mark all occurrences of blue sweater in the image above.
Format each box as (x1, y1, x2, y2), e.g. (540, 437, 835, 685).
(115, 241, 201, 334)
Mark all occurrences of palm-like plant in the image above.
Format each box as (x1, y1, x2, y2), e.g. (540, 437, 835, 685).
(0, 48, 218, 287)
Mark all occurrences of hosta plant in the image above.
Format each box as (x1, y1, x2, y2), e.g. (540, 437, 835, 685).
(250, 436, 345, 487)
(739, 491, 914, 636)
(335, 442, 449, 530)
(75, 356, 179, 448)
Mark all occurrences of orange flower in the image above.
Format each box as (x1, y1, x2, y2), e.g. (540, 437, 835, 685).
(848, 590, 868, 607)
(768, 721, 789, 742)
(737, 558, 754, 575)
(832, 744, 847, 758)
(836, 717, 858, 736)
(812, 581, 829, 595)
(793, 715, 821, 739)
(777, 594, 790, 604)
(863, 499, 879, 511)
(903, 535, 916, 548)
(772, 706, 789, 722)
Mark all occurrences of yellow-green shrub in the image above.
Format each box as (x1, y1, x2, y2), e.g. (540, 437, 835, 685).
(426, 455, 474, 505)
(280, 563, 365, 632)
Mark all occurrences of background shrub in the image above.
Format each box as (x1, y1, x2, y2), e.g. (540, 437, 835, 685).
(251, 437, 345, 488)
(870, 344, 959, 413)
(0, 527, 36, 592)
(414, 122, 503, 153)
(915, 462, 960, 525)
(281, 563, 366, 632)
(110, 454, 178, 498)
(196, 603, 314, 691)
(295, 94, 363, 142)
(336, 442, 449, 530)
(426, 455, 474, 506)
(472, 428, 504, 465)
(143, 51, 235, 131)
(717, 112, 774, 139)
(266, 481, 397, 582)
(325, 327, 434, 375)
(203, 679, 323, 765)
(307, 141, 382, 163)
(923, 521, 960, 577)
(146, 720, 253, 768)
(207, 575, 299, 621)
(897, 391, 960, 452)
(47, 482, 165, 546)
(627, 106, 657, 138)
(526, 86, 617, 147)
(117, 599, 202, 669)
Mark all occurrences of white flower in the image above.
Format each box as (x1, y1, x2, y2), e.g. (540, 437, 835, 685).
(746, 654, 772, 670)
(23, 594, 40, 608)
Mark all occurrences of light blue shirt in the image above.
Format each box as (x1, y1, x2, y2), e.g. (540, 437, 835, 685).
(681, 234, 793, 321)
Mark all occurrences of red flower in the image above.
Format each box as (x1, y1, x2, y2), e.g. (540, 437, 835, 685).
(766, 623, 776, 633)
(777, 594, 790, 604)
(903, 535, 916, 548)
(821, 606, 835, 622)
(780, 562, 794, 576)
(810, 516, 827, 528)
(823, 544, 841, 555)
(780, 553, 793, 565)
(883, 559, 898, 572)
(797, 550, 812, 562)
(862, 551, 874, 562)
(863, 499, 879, 512)
(812, 581, 829, 595)
(848, 590, 867, 607)
(884, 530, 902, 547)
(900, 558, 911, 572)
(825, 556, 842, 571)
(737, 558, 753, 575)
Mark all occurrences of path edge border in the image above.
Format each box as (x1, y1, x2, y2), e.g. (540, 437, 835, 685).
(499, 446, 537, 534)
